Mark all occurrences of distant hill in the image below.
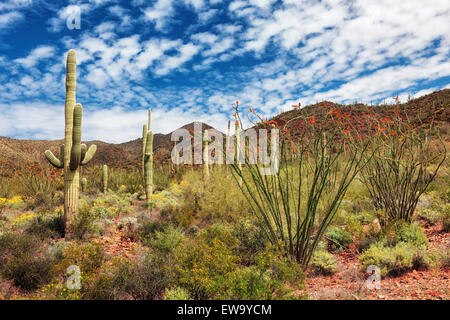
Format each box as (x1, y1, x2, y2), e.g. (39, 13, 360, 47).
(0, 121, 218, 172)
(0, 90, 448, 173)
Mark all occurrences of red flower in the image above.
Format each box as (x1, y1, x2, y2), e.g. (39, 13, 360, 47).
(310, 116, 315, 124)
(236, 100, 239, 105)
(393, 96, 398, 100)
(391, 130, 396, 136)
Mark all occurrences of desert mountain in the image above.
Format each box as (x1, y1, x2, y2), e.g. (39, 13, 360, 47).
(0, 90, 448, 172)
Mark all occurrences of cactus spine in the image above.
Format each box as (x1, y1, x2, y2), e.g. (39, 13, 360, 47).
(103, 165, 108, 193)
(44, 50, 96, 236)
(142, 109, 153, 207)
(203, 130, 210, 179)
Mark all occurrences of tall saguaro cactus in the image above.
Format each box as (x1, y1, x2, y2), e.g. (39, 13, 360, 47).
(103, 165, 108, 193)
(142, 109, 153, 207)
(44, 50, 97, 236)
(203, 129, 210, 179)
(226, 120, 231, 176)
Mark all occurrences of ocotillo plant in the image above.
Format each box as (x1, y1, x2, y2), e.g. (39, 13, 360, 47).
(103, 165, 108, 193)
(44, 49, 97, 236)
(235, 120, 242, 186)
(203, 129, 210, 179)
(142, 109, 153, 207)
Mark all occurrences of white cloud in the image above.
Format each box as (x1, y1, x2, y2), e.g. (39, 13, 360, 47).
(0, 11, 23, 30)
(143, 0, 175, 31)
(156, 43, 200, 75)
(14, 45, 55, 68)
(1, 0, 450, 142)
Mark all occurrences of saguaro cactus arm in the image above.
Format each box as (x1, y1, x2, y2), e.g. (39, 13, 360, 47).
(45, 150, 63, 168)
(81, 145, 97, 165)
(70, 104, 82, 170)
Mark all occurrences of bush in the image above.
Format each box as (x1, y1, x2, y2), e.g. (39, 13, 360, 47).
(138, 220, 172, 244)
(443, 211, 450, 233)
(359, 242, 434, 277)
(325, 227, 353, 251)
(178, 169, 251, 225)
(110, 253, 172, 300)
(172, 230, 239, 299)
(165, 287, 192, 300)
(310, 250, 339, 276)
(52, 241, 104, 278)
(148, 226, 184, 252)
(19, 170, 60, 210)
(69, 205, 98, 240)
(25, 209, 64, 239)
(220, 246, 306, 300)
(0, 233, 55, 291)
(92, 192, 135, 216)
(233, 219, 268, 265)
(385, 222, 429, 249)
(417, 193, 450, 227)
(5, 254, 55, 291)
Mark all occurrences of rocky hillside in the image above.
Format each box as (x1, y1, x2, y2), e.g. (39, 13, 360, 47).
(0, 122, 218, 172)
(0, 90, 448, 173)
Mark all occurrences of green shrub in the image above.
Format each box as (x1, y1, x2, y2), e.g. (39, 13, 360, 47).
(310, 250, 339, 275)
(69, 205, 98, 240)
(178, 169, 251, 224)
(172, 230, 239, 299)
(359, 242, 434, 277)
(0, 233, 55, 291)
(19, 170, 60, 210)
(385, 222, 429, 249)
(149, 226, 184, 252)
(5, 254, 55, 291)
(443, 211, 450, 232)
(138, 220, 172, 244)
(220, 266, 273, 299)
(25, 209, 65, 239)
(417, 193, 450, 227)
(52, 241, 104, 277)
(153, 167, 172, 192)
(325, 227, 353, 251)
(165, 287, 192, 300)
(198, 223, 239, 249)
(220, 246, 306, 300)
(111, 253, 171, 300)
(233, 219, 268, 265)
(92, 192, 135, 216)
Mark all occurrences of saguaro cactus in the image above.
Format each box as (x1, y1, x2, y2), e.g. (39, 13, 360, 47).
(103, 165, 108, 193)
(226, 120, 231, 176)
(44, 50, 96, 235)
(203, 130, 210, 179)
(142, 109, 153, 207)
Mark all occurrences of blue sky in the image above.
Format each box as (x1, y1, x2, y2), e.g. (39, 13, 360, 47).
(0, 0, 449, 143)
